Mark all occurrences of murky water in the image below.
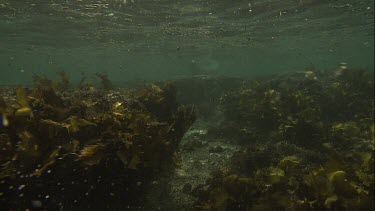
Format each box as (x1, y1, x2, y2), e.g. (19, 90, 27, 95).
(0, 1, 374, 211)
(0, 0, 373, 84)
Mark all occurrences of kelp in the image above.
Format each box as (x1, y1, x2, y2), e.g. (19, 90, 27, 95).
(193, 69, 374, 211)
(96, 73, 113, 90)
(57, 70, 70, 90)
(33, 71, 71, 91)
(218, 69, 373, 148)
(0, 74, 195, 210)
(193, 149, 374, 211)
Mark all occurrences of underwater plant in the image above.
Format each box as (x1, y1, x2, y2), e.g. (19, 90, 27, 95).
(96, 73, 114, 90)
(0, 74, 196, 210)
(192, 69, 374, 211)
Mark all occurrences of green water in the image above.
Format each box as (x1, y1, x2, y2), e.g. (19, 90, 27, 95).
(0, 0, 374, 84)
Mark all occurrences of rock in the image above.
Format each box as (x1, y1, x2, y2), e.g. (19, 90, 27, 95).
(209, 146, 224, 153)
(182, 138, 208, 152)
(182, 183, 192, 194)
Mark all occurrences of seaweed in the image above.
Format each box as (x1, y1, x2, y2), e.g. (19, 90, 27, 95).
(96, 73, 113, 90)
(0, 74, 196, 209)
(56, 70, 70, 90)
(192, 69, 374, 211)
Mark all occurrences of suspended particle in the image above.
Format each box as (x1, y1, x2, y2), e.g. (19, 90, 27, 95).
(31, 200, 42, 208)
(18, 184, 26, 190)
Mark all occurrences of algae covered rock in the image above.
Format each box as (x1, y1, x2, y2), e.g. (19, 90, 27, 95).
(192, 69, 374, 211)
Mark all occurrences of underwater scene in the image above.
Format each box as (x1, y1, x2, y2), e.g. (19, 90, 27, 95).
(0, 0, 374, 210)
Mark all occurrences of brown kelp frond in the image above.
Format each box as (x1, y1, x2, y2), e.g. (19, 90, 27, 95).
(0, 73, 195, 209)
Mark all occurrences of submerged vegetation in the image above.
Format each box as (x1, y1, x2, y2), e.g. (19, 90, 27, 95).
(0, 73, 196, 209)
(0, 68, 373, 210)
(192, 69, 374, 211)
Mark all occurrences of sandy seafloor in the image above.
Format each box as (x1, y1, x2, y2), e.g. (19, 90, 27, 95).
(145, 118, 240, 210)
